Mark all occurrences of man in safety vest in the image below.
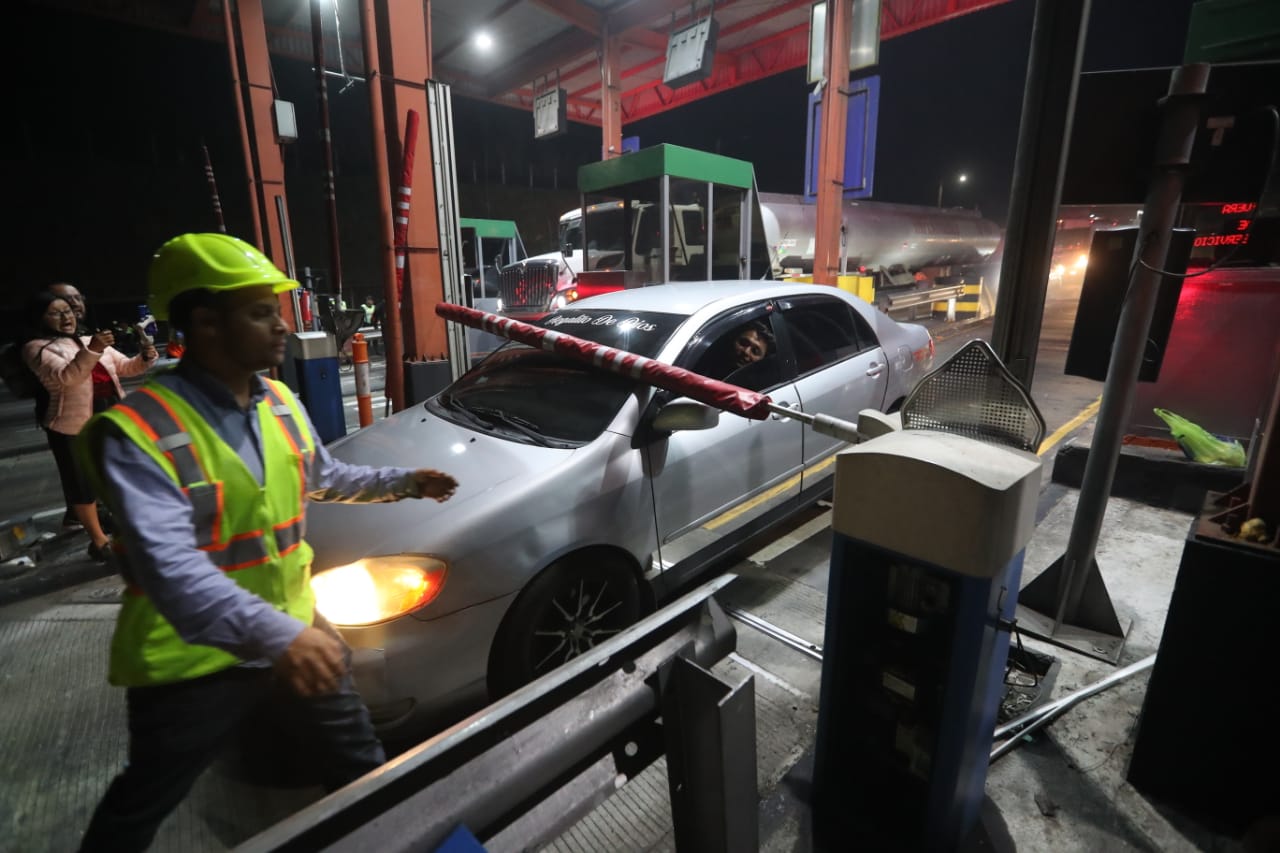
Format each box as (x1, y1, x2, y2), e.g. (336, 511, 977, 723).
(75, 233, 458, 852)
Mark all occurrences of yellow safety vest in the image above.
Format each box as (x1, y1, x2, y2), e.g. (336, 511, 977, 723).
(79, 378, 317, 686)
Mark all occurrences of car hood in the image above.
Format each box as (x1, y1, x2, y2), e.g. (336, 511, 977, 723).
(307, 405, 575, 570)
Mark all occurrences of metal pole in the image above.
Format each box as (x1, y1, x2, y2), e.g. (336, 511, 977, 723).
(359, 0, 405, 412)
(274, 195, 304, 331)
(990, 654, 1155, 762)
(1053, 65, 1210, 627)
(989, 0, 1091, 390)
(310, 0, 345, 309)
(813, 0, 852, 287)
(200, 143, 226, 232)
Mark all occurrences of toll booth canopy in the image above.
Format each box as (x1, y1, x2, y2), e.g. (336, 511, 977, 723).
(576, 144, 773, 285)
(460, 218, 527, 300)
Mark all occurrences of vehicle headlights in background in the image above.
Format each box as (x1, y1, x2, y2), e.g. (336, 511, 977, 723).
(311, 555, 448, 626)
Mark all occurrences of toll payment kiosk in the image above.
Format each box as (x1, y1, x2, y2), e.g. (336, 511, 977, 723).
(288, 331, 346, 444)
(812, 428, 1042, 850)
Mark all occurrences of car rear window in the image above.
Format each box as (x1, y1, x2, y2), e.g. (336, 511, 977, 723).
(536, 309, 686, 358)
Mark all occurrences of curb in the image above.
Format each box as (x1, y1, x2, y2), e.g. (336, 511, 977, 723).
(0, 440, 50, 461)
(929, 315, 992, 342)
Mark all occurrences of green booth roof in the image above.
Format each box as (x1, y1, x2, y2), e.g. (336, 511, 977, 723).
(459, 218, 519, 239)
(577, 144, 756, 194)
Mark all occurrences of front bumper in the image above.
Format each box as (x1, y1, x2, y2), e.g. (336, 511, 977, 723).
(340, 592, 517, 736)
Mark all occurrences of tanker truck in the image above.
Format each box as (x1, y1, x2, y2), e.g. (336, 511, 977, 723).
(496, 144, 1002, 316)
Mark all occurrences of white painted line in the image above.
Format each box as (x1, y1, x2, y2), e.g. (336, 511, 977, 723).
(748, 508, 832, 564)
(727, 652, 808, 699)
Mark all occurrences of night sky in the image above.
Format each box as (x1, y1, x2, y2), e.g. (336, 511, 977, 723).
(4, 0, 1198, 313)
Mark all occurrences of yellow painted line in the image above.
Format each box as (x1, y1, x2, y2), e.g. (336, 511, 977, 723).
(704, 453, 839, 531)
(1038, 396, 1102, 457)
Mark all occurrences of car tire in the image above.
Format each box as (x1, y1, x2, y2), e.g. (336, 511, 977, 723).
(488, 554, 642, 697)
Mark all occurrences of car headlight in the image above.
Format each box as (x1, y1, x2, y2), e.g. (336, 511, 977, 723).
(311, 555, 448, 626)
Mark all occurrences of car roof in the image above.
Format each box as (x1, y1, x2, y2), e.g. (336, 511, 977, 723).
(568, 280, 856, 317)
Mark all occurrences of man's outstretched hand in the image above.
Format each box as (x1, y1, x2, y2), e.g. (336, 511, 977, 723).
(412, 469, 458, 502)
(275, 626, 345, 696)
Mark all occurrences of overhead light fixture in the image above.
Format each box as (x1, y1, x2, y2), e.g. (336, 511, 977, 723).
(474, 31, 493, 51)
(663, 14, 718, 89)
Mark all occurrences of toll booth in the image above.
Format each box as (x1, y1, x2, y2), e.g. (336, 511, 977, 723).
(576, 144, 775, 287)
(812, 427, 1042, 849)
(459, 217, 525, 364)
(289, 331, 345, 444)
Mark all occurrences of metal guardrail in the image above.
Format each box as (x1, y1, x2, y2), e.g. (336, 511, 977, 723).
(883, 284, 966, 312)
(234, 574, 752, 853)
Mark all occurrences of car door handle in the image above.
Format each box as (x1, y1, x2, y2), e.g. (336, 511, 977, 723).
(771, 401, 794, 420)
(866, 362, 884, 377)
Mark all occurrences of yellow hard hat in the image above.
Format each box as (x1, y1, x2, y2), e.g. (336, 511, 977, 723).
(148, 233, 298, 320)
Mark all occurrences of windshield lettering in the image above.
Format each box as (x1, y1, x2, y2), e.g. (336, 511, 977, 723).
(544, 313, 659, 333)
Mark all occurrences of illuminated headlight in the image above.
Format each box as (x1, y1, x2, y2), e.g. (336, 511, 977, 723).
(311, 555, 447, 626)
(1074, 253, 1088, 271)
(496, 298, 504, 312)
(1053, 263, 1066, 277)
(550, 294, 568, 309)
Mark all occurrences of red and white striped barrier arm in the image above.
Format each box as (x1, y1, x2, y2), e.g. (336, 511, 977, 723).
(434, 302, 773, 420)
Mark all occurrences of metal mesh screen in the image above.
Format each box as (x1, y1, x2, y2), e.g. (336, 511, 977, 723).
(901, 339, 1046, 452)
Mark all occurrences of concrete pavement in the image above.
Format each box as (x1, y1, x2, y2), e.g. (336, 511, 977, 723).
(0, 304, 1255, 850)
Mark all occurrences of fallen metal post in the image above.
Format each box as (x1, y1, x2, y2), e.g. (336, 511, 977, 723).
(989, 653, 1155, 762)
(235, 574, 747, 853)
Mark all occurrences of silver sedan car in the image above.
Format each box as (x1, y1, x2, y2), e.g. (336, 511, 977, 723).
(306, 281, 934, 739)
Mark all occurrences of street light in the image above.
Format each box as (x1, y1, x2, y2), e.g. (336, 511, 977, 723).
(938, 172, 969, 208)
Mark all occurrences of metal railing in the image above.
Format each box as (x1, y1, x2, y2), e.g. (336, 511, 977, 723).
(882, 283, 966, 316)
(235, 574, 753, 853)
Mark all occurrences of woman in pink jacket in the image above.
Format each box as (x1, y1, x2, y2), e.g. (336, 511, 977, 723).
(23, 290, 157, 561)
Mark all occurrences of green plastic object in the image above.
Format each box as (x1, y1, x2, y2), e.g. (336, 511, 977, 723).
(1153, 408, 1246, 467)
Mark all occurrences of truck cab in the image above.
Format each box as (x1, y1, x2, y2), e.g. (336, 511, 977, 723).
(498, 145, 774, 316)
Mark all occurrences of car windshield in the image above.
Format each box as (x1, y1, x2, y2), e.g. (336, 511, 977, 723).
(429, 309, 687, 446)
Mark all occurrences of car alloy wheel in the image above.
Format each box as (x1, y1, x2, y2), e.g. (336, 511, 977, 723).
(489, 555, 641, 696)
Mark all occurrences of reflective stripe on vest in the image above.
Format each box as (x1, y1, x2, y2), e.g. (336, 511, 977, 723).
(262, 380, 316, 493)
(262, 381, 312, 552)
(114, 389, 219, 547)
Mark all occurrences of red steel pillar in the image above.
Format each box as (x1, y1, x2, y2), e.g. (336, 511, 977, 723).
(376, 0, 445, 366)
(227, 0, 298, 329)
(813, 0, 853, 286)
(600, 21, 623, 160)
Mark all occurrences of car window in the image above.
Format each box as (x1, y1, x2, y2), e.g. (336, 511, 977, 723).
(683, 306, 785, 392)
(779, 297, 879, 375)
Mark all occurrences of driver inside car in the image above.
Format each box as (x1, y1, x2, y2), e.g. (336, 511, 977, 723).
(694, 319, 777, 387)
(730, 320, 773, 369)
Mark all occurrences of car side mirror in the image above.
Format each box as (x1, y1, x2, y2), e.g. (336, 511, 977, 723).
(652, 398, 720, 432)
